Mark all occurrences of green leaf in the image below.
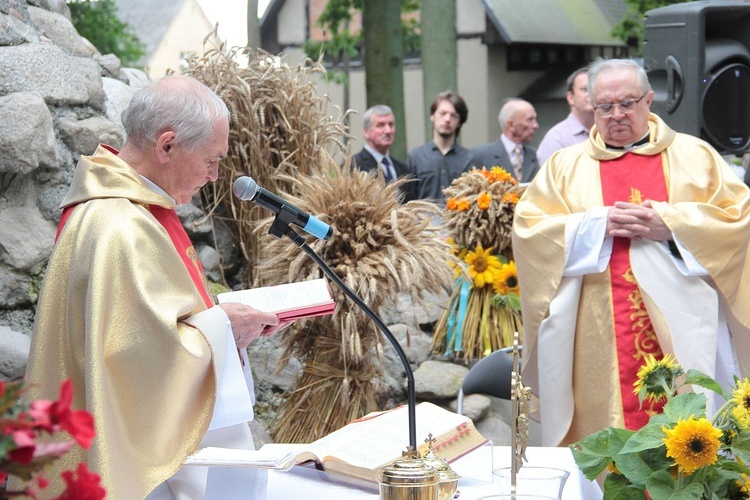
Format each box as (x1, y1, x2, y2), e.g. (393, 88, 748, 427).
(570, 428, 632, 479)
(68, 0, 146, 67)
(507, 293, 521, 311)
(571, 446, 612, 480)
(730, 431, 750, 463)
(608, 427, 637, 456)
(662, 392, 707, 420)
(714, 455, 750, 475)
(602, 473, 647, 500)
(610, 0, 689, 55)
(620, 419, 671, 454)
(684, 369, 728, 399)
(615, 447, 668, 489)
(645, 470, 704, 499)
(573, 428, 629, 456)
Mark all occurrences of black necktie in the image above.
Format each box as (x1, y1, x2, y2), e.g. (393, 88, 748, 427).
(381, 157, 395, 183)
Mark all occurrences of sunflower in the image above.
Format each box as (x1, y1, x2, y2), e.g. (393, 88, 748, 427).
(633, 354, 682, 404)
(493, 261, 519, 295)
(477, 192, 492, 210)
(446, 238, 469, 278)
(732, 378, 750, 429)
(737, 474, 750, 495)
(663, 417, 723, 475)
(464, 245, 501, 288)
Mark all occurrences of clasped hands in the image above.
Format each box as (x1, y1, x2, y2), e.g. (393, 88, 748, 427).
(606, 200, 671, 241)
(219, 302, 294, 349)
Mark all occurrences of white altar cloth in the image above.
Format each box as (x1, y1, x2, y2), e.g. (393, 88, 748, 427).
(265, 446, 602, 499)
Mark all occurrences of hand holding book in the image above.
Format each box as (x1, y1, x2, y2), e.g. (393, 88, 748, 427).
(218, 278, 336, 320)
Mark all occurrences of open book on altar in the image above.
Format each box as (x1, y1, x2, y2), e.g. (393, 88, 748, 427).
(260, 402, 487, 483)
(217, 278, 335, 320)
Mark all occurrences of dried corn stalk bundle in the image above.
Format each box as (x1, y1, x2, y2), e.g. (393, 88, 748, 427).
(256, 161, 453, 443)
(184, 47, 352, 285)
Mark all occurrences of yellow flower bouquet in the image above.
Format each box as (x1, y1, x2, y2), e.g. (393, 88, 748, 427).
(571, 355, 750, 499)
(431, 167, 524, 360)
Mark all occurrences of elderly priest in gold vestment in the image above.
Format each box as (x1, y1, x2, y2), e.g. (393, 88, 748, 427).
(20, 76, 289, 499)
(513, 58, 750, 447)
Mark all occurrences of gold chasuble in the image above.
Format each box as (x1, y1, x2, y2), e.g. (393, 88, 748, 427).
(599, 153, 666, 429)
(513, 114, 750, 447)
(22, 146, 219, 499)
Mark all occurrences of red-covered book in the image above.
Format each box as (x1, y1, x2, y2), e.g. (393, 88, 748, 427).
(217, 278, 336, 320)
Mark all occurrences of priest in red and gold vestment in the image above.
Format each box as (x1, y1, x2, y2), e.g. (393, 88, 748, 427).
(513, 58, 750, 447)
(20, 76, 289, 499)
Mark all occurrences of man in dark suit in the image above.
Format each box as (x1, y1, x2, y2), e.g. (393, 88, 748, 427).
(352, 104, 414, 202)
(471, 98, 540, 183)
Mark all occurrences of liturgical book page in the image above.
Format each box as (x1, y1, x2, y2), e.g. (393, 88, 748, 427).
(259, 402, 489, 482)
(217, 278, 335, 320)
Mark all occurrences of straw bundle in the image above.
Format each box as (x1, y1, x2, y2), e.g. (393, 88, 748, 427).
(184, 47, 352, 285)
(183, 41, 451, 443)
(431, 167, 524, 360)
(256, 162, 453, 443)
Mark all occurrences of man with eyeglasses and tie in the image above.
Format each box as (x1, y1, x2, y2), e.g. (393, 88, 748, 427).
(352, 104, 415, 202)
(512, 58, 750, 448)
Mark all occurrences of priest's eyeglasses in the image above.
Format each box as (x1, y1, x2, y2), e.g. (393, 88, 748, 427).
(593, 94, 647, 118)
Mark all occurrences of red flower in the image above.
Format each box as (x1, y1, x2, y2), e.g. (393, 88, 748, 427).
(8, 429, 36, 464)
(54, 463, 106, 500)
(28, 380, 95, 449)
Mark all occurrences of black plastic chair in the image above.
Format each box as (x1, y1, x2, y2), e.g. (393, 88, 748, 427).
(456, 347, 522, 415)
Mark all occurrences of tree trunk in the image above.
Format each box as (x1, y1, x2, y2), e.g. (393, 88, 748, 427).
(247, 0, 260, 52)
(420, 0, 457, 142)
(363, 0, 406, 160)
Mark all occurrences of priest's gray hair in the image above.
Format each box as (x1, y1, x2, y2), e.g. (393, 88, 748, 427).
(122, 75, 230, 152)
(587, 58, 652, 102)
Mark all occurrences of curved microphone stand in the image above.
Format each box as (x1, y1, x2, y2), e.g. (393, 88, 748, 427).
(267, 212, 417, 451)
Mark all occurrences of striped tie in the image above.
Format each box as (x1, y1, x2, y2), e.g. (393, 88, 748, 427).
(512, 144, 523, 180)
(381, 157, 395, 183)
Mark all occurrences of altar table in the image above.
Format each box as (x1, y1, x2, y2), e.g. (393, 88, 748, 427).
(265, 446, 603, 499)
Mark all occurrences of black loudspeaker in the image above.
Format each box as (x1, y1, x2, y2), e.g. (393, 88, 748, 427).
(643, 1, 750, 154)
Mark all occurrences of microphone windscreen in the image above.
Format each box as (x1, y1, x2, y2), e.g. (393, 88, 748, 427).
(233, 176, 258, 201)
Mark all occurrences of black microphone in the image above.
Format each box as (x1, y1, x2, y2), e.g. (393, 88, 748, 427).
(232, 176, 333, 240)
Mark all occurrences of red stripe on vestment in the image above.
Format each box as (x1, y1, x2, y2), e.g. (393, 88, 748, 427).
(600, 152, 668, 430)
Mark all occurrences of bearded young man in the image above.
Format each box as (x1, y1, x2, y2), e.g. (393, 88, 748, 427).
(513, 58, 750, 447)
(407, 91, 472, 204)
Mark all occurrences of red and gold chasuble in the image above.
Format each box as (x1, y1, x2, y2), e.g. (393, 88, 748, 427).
(148, 205, 214, 309)
(57, 204, 214, 309)
(599, 153, 667, 429)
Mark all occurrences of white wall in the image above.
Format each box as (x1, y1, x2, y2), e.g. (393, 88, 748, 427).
(147, 0, 219, 78)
